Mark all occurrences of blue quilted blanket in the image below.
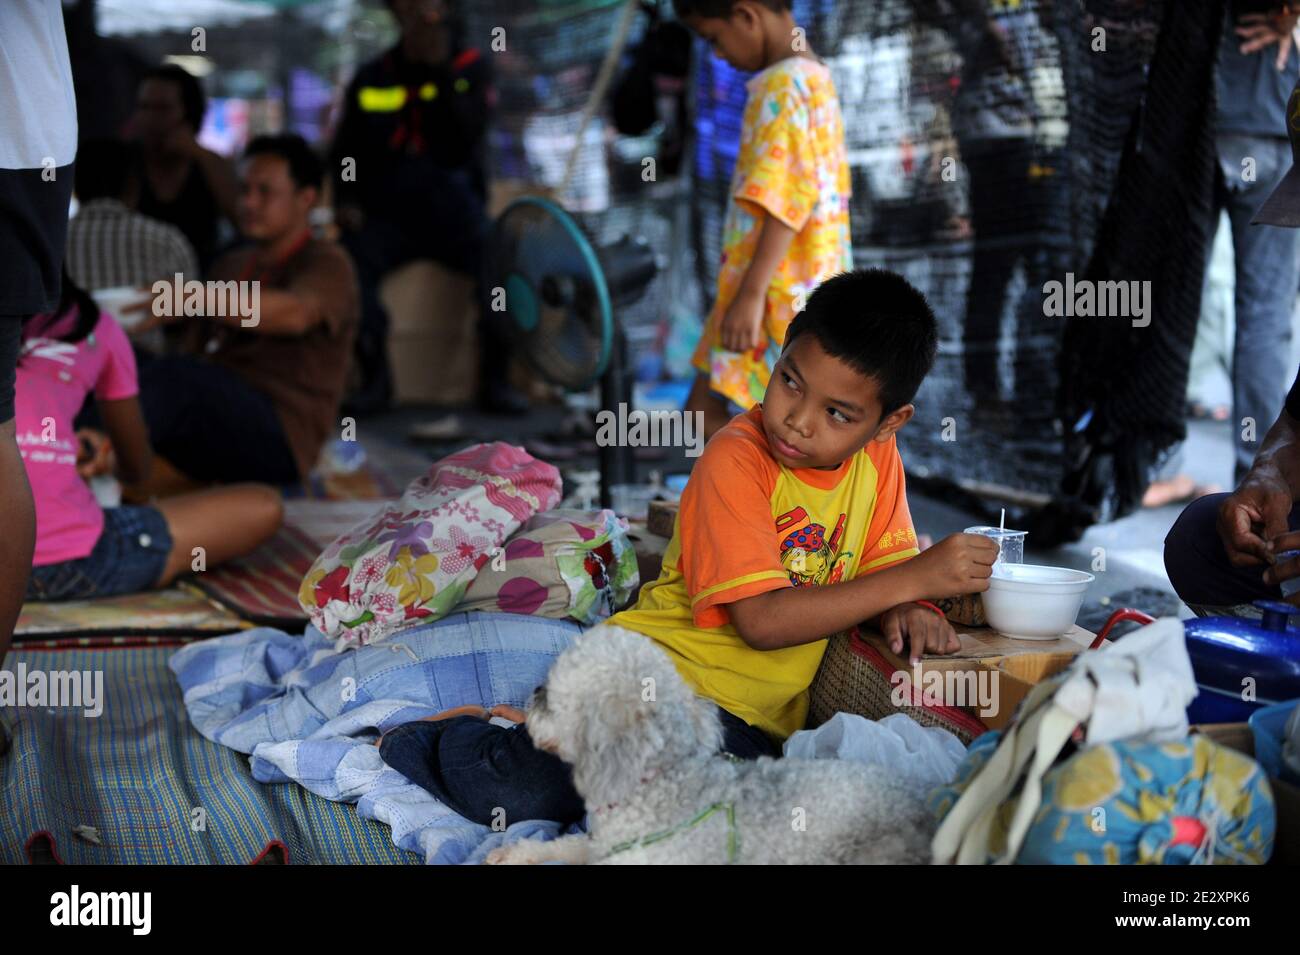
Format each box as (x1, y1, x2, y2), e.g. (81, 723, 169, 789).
(169, 612, 586, 864)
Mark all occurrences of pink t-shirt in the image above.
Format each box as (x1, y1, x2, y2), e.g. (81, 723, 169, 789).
(16, 308, 139, 566)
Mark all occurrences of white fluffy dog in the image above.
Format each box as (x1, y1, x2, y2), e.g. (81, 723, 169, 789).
(486, 625, 935, 865)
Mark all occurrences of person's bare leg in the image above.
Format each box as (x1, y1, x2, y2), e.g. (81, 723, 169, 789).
(1141, 475, 1222, 509)
(685, 373, 735, 442)
(153, 484, 284, 587)
(0, 419, 35, 664)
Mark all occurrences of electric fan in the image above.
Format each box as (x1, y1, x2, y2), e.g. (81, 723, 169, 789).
(484, 195, 658, 508)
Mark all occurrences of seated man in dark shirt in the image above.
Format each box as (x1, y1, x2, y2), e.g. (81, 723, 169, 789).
(1167, 369, 1300, 615)
(1165, 60, 1300, 614)
(129, 134, 359, 487)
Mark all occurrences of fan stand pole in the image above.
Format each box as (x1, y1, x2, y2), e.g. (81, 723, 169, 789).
(599, 326, 636, 510)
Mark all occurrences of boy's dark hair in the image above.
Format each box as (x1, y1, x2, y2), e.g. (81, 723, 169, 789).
(74, 138, 140, 203)
(672, 0, 791, 19)
(783, 269, 939, 415)
(244, 134, 325, 192)
(141, 63, 207, 131)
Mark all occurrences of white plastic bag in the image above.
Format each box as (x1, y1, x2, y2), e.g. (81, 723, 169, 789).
(783, 712, 967, 788)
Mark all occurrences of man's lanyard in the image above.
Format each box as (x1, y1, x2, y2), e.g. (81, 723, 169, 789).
(237, 229, 311, 285)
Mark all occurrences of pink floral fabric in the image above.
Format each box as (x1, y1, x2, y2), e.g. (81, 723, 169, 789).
(298, 443, 562, 649)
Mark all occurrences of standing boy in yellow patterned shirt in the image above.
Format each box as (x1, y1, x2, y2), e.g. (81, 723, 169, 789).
(677, 0, 853, 439)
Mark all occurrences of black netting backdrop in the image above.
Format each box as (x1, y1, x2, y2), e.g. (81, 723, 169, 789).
(464, 0, 1224, 540)
(695, 0, 1221, 539)
(1054, 0, 1223, 538)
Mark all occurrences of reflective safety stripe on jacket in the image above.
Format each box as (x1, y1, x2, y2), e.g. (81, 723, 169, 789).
(357, 83, 445, 112)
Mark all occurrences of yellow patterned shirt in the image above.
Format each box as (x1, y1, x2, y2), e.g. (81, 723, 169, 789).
(692, 56, 854, 409)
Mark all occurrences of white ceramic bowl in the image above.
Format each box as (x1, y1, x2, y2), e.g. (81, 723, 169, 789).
(91, 286, 153, 330)
(981, 563, 1095, 640)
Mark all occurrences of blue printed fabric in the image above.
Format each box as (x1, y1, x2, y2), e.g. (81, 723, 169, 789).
(928, 731, 1276, 865)
(169, 611, 586, 864)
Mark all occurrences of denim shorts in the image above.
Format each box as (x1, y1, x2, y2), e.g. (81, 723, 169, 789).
(26, 505, 173, 601)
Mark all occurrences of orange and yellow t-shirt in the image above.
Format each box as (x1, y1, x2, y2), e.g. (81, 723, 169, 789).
(609, 407, 919, 740)
(692, 56, 854, 410)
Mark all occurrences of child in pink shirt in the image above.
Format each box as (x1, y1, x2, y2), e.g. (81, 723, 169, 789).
(19, 275, 283, 601)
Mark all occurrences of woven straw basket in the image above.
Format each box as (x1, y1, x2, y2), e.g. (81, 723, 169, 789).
(807, 629, 987, 746)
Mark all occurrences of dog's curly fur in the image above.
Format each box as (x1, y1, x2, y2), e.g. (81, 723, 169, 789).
(486, 625, 935, 864)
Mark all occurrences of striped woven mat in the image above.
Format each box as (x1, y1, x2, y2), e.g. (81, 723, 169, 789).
(15, 587, 247, 642)
(282, 498, 388, 544)
(187, 500, 389, 627)
(185, 524, 321, 628)
(0, 642, 419, 865)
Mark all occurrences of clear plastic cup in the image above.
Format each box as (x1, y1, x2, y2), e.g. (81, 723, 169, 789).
(964, 525, 1027, 570)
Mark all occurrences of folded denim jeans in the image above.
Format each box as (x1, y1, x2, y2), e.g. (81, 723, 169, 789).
(379, 703, 780, 826)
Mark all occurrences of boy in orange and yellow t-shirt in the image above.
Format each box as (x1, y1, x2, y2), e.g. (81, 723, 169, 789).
(617, 271, 996, 740)
(679, 0, 854, 438)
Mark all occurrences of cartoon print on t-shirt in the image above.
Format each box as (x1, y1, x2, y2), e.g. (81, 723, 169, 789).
(776, 505, 853, 587)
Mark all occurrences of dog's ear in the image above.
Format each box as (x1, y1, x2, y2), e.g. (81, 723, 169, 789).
(610, 629, 723, 755)
(567, 674, 661, 803)
(597, 671, 657, 734)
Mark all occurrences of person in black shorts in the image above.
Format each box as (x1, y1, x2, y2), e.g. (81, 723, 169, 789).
(0, 1, 78, 661)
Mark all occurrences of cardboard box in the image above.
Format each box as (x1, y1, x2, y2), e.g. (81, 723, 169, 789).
(380, 261, 479, 406)
(975, 652, 1078, 730)
(624, 521, 670, 605)
(1192, 723, 1300, 865)
(647, 499, 678, 539)
(855, 624, 1097, 731)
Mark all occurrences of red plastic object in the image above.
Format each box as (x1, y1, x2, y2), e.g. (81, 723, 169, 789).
(1090, 608, 1156, 650)
(1169, 816, 1208, 849)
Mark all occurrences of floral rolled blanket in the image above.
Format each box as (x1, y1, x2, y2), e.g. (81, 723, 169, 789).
(298, 442, 562, 650)
(457, 508, 640, 625)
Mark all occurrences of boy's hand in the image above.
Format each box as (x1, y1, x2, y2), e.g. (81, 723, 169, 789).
(720, 287, 765, 352)
(905, 532, 998, 598)
(880, 603, 960, 664)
